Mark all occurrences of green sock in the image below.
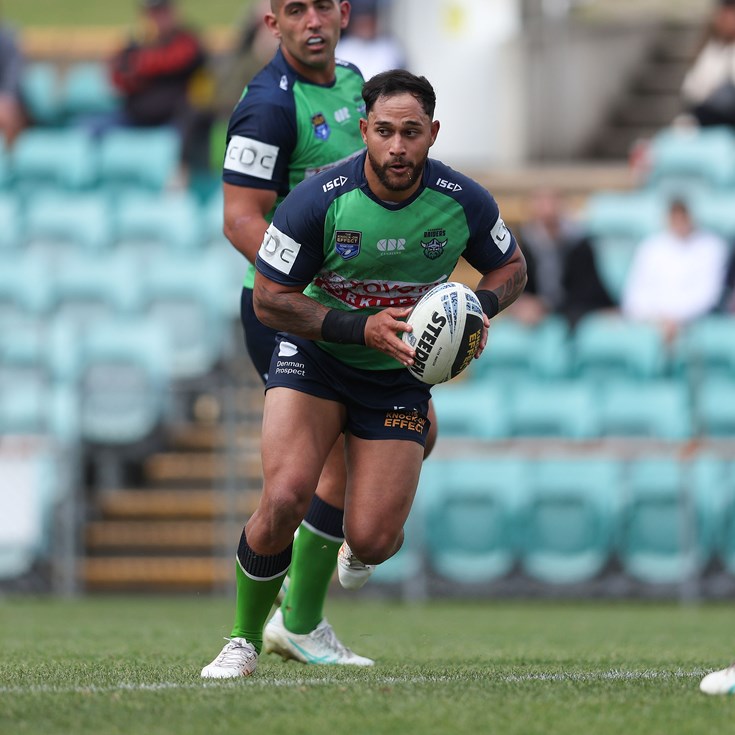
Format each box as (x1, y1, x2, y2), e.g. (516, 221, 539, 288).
(230, 561, 286, 653)
(282, 525, 341, 634)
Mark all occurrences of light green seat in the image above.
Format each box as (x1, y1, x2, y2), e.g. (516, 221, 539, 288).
(584, 191, 664, 249)
(20, 62, 62, 126)
(573, 313, 667, 382)
(429, 383, 509, 439)
(12, 128, 98, 192)
(695, 379, 735, 437)
(675, 316, 735, 382)
(598, 380, 693, 440)
(115, 190, 203, 256)
(520, 458, 622, 584)
(421, 458, 528, 584)
(646, 126, 735, 195)
(60, 61, 121, 120)
(470, 316, 569, 383)
(508, 380, 600, 439)
(618, 458, 716, 585)
(99, 128, 181, 192)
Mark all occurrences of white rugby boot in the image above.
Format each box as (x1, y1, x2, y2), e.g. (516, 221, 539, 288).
(700, 663, 735, 695)
(263, 608, 374, 666)
(200, 637, 258, 679)
(337, 541, 375, 590)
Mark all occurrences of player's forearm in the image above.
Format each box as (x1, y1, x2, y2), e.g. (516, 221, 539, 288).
(476, 252, 528, 315)
(252, 281, 328, 340)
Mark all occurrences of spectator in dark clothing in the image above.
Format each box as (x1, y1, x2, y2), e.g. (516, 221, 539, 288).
(108, 0, 212, 174)
(510, 188, 615, 327)
(0, 20, 27, 146)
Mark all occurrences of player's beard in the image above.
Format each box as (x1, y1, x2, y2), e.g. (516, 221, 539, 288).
(367, 151, 426, 192)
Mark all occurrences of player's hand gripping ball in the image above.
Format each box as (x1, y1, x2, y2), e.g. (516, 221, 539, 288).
(402, 281, 484, 384)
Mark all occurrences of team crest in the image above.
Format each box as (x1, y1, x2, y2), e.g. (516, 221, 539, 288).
(421, 237, 447, 260)
(311, 112, 331, 140)
(334, 230, 361, 260)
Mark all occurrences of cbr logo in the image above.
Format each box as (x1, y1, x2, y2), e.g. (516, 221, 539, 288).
(436, 178, 462, 192)
(224, 136, 278, 181)
(259, 224, 301, 275)
(323, 175, 348, 192)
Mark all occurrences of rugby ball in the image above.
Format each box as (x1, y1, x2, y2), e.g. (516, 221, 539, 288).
(402, 282, 485, 384)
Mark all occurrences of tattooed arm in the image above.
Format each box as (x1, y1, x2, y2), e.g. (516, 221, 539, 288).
(476, 245, 528, 314)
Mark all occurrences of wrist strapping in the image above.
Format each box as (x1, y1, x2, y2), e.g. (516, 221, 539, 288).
(476, 290, 500, 319)
(321, 309, 369, 345)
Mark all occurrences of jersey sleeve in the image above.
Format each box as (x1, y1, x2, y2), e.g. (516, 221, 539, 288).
(461, 188, 518, 273)
(255, 179, 328, 287)
(222, 84, 297, 196)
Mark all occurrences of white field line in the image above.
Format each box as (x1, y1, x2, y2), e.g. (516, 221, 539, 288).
(0, 669, 708, 696)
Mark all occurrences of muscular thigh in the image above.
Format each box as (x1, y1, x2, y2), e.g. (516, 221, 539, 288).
(343, 436, 424, 543)
(261, 387, 346, 500)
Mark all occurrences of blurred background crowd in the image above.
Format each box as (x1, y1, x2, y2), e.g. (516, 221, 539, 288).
(2, 0, 735, 601)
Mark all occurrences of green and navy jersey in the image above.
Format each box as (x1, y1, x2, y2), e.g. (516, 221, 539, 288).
(256, 151, 517, 371)
(222, 48, 365, 288)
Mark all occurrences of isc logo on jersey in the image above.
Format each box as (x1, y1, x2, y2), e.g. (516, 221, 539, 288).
(323, 175, 348, 193)
(377, 239, 406, 253)
(436, 178, 462, 192)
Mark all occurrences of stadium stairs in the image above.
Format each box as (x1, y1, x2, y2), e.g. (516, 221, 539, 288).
(80, 348, 266, 593)
(586, 19, 704, 159)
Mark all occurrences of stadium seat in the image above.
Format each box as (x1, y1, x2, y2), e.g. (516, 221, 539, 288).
(469, 315, 570, 383)
(114, 190, 204, 258)
(715, 462, 735, 576)
(597, 380, 693, 440)
(99, 127, 181, 192)
(0, 254, 54, 327)
(690, 190, 735, 242)
(24, 192, 113, 262)
(142, 252, 230, 380)
(572, 314, 668, 382)
(19, 62, 62, 126)
(590, 239, 639, 302)
(645, 125, 735, 195)
(66, 318, 173, 446)
(674, 316, 735, 383)
(429, 382, 509, 439)
(0, 193, 23, 252)
(60, 61, 121, 120)
(53, 251, 143, 333)
(618, 458, 715, 585)
(694, 379, 735, 437)
(11, 128, 98, 192)
(583, 191, 665, 249)
(507, 380, 600, 439)
(519, 458, 622, 584)
(421, 458, 528, 584)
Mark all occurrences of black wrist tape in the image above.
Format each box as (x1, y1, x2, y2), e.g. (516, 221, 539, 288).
(321, 309, 369, 345)
(476, 290, 500, 319)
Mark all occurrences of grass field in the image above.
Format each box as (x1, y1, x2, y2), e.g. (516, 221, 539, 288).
(3, 0, 257, 29)
(1, 596, 733, 734)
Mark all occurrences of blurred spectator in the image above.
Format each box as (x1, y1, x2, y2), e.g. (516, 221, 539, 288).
(509, 187, 615, 327)
(621, 198, 728, 342)
(719, 248, 735, 311)
(0, 19, 27, 146)
(681, 0, 735, 129)
(107, 0, 212, 175)
(336, 0, 406, 80)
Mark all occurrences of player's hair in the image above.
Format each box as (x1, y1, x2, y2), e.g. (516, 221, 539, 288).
(362, 70, 436, 119)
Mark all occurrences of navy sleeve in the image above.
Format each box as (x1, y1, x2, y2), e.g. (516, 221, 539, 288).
(222, 82, 297, 196)
(462, 190, 518, 274)
(255, 178, 328, 286)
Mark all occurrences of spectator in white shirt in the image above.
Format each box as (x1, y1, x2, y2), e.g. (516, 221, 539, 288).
(621, 198, 728, 342)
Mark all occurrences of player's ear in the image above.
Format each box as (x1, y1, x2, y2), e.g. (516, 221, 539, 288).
(429, 120, 440, 147)
(264, 12, 281, 39)
(359, 117, 368, 144)
(339, 1, 351, 30)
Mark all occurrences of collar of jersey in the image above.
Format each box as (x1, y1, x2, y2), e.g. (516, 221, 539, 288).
(275, 47, 338, 89)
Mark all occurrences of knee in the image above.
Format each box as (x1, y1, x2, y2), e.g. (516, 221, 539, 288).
(249, 485, 312, 550)
(345, 527, 403, 566)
